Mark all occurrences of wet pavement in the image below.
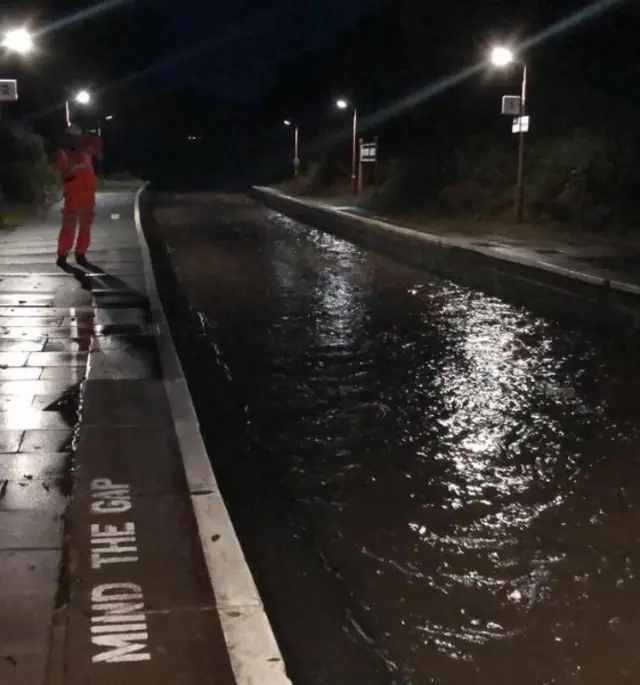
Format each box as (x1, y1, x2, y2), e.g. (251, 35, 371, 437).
(308, 195, 640, 290)
(151, 193, 640, 685)
(0, 191, 236, 685)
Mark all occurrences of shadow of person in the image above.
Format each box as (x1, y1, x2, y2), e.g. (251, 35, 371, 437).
(58, 257, 157, 375)
(57, 260, 92, 290)
(75, 259, 149, 308)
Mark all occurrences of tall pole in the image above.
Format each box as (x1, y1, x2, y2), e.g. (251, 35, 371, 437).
(515, 63, 527, 224)
(358, 137, 364, 193)
(293, 125, 300, 177)
(351, 107, 358, 195)
(65, 99, 71, 127)
(0, 103, 4, 228)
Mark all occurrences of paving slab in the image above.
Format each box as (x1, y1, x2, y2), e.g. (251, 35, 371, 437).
(64, 607, 236, 685)
(81, 380, 173, 426)
(73, 425, 186, 495)
(0, 654, 48, 685)
(0, 189, 241, 685)
(0, 453, 68, 480)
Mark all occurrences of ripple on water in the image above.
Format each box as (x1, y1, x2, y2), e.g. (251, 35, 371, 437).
(200, 209, 640, 683)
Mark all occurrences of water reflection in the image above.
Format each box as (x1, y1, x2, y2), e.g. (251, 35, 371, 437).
(197, 203, 640, 684)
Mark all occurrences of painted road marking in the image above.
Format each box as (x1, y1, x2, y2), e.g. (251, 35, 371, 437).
(91, 584, 150, 663)
(89, 478, 151, 664)
(91, 478, 132, 514)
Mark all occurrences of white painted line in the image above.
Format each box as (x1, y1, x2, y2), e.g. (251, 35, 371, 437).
(254, 186, 640, 298)
(133, 185, 292, 685)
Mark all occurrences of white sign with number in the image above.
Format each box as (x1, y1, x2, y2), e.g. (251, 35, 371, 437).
(501, 95, 521, 116)
(0, 80, 18, 102)
(512, 115, 530, 133)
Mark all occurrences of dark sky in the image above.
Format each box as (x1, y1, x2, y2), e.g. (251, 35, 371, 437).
(157, 0, 386, 99)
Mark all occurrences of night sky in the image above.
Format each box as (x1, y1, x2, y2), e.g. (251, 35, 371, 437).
(157, 0, 386, 99)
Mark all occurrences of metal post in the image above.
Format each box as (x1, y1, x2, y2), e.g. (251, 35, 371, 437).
(65, 99, 71, 127)
(373, 136, 379, 194)
(358, 137, 364, 193)
(351, 108, 358, 195)
(293, 125, 300, 177)
(0, 103, 3, 228)
(515, 63, 527, 224)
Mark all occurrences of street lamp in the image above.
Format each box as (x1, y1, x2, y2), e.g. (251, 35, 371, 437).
(1, 28, 34, 56)
(490, 45, 528, 224)
(0, 27, 35, 227)
(284, 120, 300, 177)
(490, 46, 514, 68)
(335, 98, 358, 195)
(66, 90, 92, 127)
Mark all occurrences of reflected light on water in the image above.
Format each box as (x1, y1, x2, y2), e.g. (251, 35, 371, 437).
(193, 200, 640, 683)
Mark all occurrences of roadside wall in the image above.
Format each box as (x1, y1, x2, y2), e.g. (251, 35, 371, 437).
(250, 187, 640, 342)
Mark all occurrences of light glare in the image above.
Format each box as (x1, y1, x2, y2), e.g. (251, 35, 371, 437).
(490, 46, 515, 67)
(75, 90, 91, 105)
(2, 28, 34, 55)
(336, 98, 349, 110)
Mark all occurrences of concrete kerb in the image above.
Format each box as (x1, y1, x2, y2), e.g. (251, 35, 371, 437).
(133, 184, 292, 685)
(253, 187, 639, 297)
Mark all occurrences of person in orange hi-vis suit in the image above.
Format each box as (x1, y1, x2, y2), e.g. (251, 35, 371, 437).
(55, 123, 103, 268)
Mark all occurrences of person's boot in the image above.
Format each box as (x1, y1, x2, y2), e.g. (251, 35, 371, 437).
(75, 253, 89, 268)
(56, 253, 67, 268)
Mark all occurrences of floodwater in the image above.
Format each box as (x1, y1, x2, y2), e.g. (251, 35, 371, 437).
(152, 194, 640, 685)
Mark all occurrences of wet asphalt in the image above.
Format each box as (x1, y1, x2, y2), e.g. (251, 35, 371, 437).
(147, 193, 640, 685)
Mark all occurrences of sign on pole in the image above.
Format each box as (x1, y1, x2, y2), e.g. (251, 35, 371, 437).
(501, 95, 521, 116)
(360, 141, 377, 163)
(512, 115, 530, 133)
(0, 80, 18, 102)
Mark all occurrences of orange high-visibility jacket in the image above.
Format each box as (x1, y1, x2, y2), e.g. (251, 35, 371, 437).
(55, 135, 103, 196)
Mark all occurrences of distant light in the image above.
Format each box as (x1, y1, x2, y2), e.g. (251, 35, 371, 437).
(490, 46, 515, 67)
(283, 119, 291, 126)
(75, 90, 91, 105)
(2, 28, 34, 55)
(335, 98, 349, 110)
(105, 115, 114, 121)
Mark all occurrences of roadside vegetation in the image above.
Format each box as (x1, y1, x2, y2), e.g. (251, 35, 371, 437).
(277, 124, 640, 242)
(0, 122, 60, 226)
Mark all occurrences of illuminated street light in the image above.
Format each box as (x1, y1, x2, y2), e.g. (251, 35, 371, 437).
(75, 90, 91, 105)
(490, 46, 514, 67)
(2, 28, 34, 55)
(335, 98, 358, 195)
(283, 120, 300, 177)
(65, 90, 92, 127)
(489, 45, 528, 224)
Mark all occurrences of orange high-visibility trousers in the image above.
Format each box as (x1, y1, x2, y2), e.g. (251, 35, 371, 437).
(57, 189, 96, 257)
(55, 136, 101, 257)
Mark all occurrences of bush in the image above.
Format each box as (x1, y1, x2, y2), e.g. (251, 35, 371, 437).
(0, 123, 60, 208)
(370, 128, 640, 230)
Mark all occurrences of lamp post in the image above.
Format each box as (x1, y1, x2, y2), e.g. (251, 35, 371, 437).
(66, 89, 91, 127)
(490, 46, 528, 224)
(0, 28, 35, 227)
(284, 120, 300, 177)
(336, 98, 358, 196)
(0, 27, 35, 121)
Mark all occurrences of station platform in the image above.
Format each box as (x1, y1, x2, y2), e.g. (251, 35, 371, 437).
(0, 189, 289, 685)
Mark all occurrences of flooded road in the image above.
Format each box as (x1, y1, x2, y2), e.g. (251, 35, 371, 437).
(150, 193, 640, 684)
